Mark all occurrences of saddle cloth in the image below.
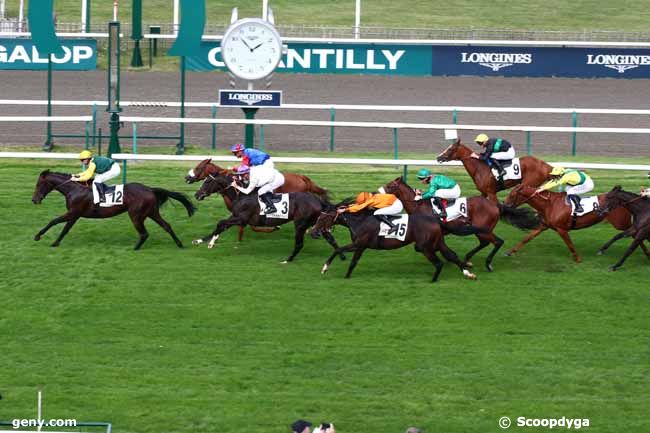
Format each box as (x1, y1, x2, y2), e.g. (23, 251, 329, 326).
(430, 197, 468, 222)
(258, 193, 290, 219)
(566, 195, 600, 216)
(378, 214, 409, 241)
(490, 157, 522, 181)
(93, 184, 124, 207)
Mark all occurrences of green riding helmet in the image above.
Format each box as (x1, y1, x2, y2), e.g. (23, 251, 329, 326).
(416, 168, 432, 180)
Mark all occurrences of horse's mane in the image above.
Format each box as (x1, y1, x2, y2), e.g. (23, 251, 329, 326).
(40, 170, 70, 178)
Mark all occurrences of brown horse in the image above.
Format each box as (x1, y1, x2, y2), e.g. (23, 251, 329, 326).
(382, 176, 540, 271)
(503, 184, 633, 262)
(185, 158, 330, 241)
(436, 139, 553, 202)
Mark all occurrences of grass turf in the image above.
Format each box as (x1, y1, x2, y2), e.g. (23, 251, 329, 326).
(0, 159, 648, 433)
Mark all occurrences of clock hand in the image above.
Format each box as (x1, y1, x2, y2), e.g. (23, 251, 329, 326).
(251, 42, 264, 51)
(241, 39, 254, 51)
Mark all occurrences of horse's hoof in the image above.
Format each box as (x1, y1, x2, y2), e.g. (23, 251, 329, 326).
(504, 251, 513, 257)
(465, 261, 473, 268)
(280, 260, 289, 264)
(339, 254, 346, 261)
(486, 263, 493, 272)
(50, 243, 59, 248)
(463, 269, 477, 280)
(192, 239, 203, 246)
(596, 250, 604, 256)
(608, 265, 618, 272)
(575, 257, 582, 263)
(321, 263, 329, 274)
(176, 243, 184, 249)
(34, 235, 41, 241)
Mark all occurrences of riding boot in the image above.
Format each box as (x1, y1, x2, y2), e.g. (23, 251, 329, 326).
(260, 192, 277, 214)
(491, 159, 507, 180)
(569, 194, 583, 213)
(95, 183, 107, 203)
(375, 214, 396, 230)
(433, 197, 447, 219)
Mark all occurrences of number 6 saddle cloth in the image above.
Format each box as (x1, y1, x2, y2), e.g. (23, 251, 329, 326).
(257, 193, 290, 219)
(490, 158, 522, 181)
(93, 184, 125, 207)
(430, 197, 469, 222)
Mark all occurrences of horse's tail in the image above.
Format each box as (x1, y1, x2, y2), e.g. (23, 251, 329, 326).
(152, 188, 197, 217)
(440, 221, 485, 237)
(498, 203, 540, 230)
(298, 174, 330, 201)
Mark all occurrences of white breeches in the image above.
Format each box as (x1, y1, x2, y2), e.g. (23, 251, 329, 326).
(373, 199, 404, 215)
(251, 159, 275, 184)
(565, 177, 594, 195)
(491, 147, 516, 160)
(93, 163, 121, 184)
(258, 171, 285, 195)
(434, 184, 461, 199)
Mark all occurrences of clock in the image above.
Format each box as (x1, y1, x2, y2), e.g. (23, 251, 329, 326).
(221, 18, 283, 81)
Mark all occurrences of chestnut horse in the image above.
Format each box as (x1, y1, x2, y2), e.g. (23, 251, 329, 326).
(382, 176, 540, 271)
(185, 158, 330, 241)
(597, 186, 650, 271)
(437, 139, 553, 202)
(503, 184, 633, 262)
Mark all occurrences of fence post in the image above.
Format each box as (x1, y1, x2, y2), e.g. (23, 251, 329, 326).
(403, 165, 408, 182)
(122, 160, 127, 183)
(393, 128, 399, 160)
(452, 109, 457, 125)
(329, 107, 336, 152)
(91, 103, 97, 150)
(211, 104, 217, 150)
(132, 122, 138, 154)
(259, 125, 265, 151)
(526, 131, 532, 155)
(97, 128, 102, 156)
(84, 121, 90, 149)
(572, 111, 578, 156)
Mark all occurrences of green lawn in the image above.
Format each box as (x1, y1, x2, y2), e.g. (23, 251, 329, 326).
(0, 159, 648, 433)
(4, 0, 650, 31)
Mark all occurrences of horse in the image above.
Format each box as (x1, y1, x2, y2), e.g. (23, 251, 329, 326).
(192, 173, 345, 263)
(503, 184, 634, 262)
(436, 139, 553, 202)
(185, 158, 330, 241)
(597, 186, 650, 271)
(382, 176, 540, 271)
(32, 170, 196, 249)
(310, 204, 477, 282)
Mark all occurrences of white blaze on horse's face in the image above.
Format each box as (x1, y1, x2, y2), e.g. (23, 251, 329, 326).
(438, 142, 453, 159)
(187, 169, 195, 177)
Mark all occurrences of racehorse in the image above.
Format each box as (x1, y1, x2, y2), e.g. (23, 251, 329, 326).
(503, 184, 633, 262)
(310, 204, 477, 282)
(382, 176, 540, 271)
(436, 139, 553, 202)
(192, 173, 345, 263)
(597, 186, 650, 271)
(185, 158, 330, 241)
(32, 170, 195, 249)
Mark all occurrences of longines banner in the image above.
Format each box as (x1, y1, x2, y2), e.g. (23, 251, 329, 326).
(0, 39, 97, 70)
(187, 42, 433, 75)
(431, 45, 650, 78)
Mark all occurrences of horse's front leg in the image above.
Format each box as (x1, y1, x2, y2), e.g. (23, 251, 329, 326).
(597, 227, 635, 255)
(193, 216, 242, 248)
(34, 212, 76, 241)
(321, 243, 358, 274)
(51, 217, 81, 247)
(505, 225, 547, 256)
(321, 231, 346, 261)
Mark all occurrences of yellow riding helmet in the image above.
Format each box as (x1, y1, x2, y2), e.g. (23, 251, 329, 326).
(550, 166, 566, 176)
(355, 191, 373, 204)
(79, 150, 93, 160)
(475, 133, 489, 144)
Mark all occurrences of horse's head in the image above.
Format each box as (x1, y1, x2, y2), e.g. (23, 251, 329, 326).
(598, 185, 631, 216)
(504, 184, 538, 208)
(194, 174, 230, 201)
(436, 139, 465, 162)
(185, 158, 214, 183)
(381, 176, 415, 199)
(32, 170, 59, 204)
(310, 210, 338, 239)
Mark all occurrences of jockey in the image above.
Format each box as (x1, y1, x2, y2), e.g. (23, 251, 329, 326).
(414, 168, 460, 220)
(230, 143, 282, 213)
(70, 150, 120, 203)
(338, 191, 404, 229)
(537, 166, 594, 213)
(230, 164, 286, 214)
(472, 133, 516, 180)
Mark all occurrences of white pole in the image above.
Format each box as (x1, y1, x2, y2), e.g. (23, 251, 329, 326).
(354, 0, 361, 39)
(37, 391, 42, 432)
(262, 0, 268, 20)
(1, 0, 5, 20)
(112, 0, 118, 21)
(18, 0, 24, 32)
(173, 0, 179, 35)
(81, 0, 88, 32)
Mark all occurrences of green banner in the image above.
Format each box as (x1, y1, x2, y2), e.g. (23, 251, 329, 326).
(0, 39, 97, 70)
(186, 42, 432, 75)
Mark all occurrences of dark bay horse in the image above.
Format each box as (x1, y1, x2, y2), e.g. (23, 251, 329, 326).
(436, 139, 553, 202)
(192, 173, 344, 263)
(310, 206, 477, 282)
(382, 176, 540, 271)
(185, 158, 330, 241)
(598, 186, 650, 271)
(504, 184, 634, 262)
(32, 170, 195, 249)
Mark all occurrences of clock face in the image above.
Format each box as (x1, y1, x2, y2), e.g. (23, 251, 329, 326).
(221, 18, 283, 81)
